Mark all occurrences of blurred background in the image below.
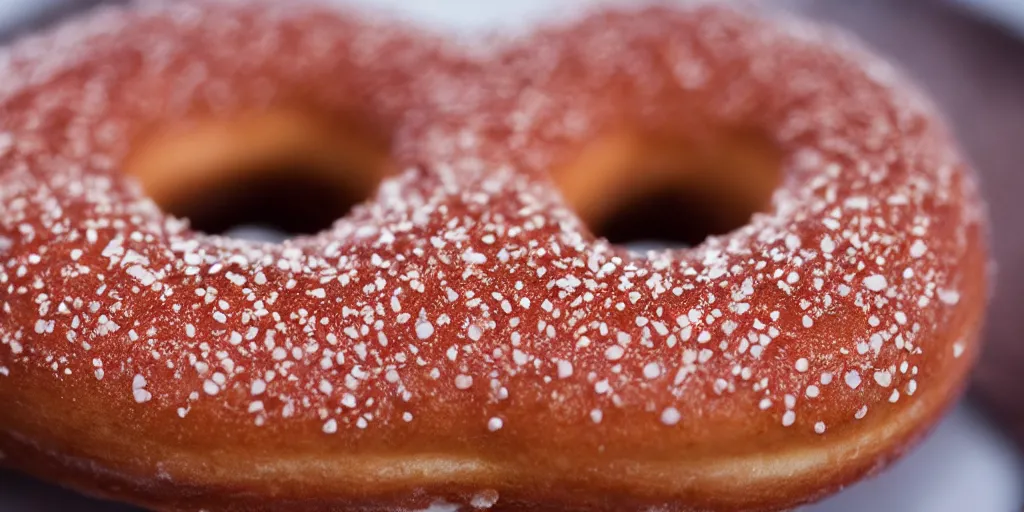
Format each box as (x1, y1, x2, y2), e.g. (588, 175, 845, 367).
(0, 0, 1022, 510)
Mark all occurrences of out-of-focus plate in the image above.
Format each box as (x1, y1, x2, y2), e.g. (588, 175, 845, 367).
(952, 0, 1024, 35)
(0, 0, 122, 43)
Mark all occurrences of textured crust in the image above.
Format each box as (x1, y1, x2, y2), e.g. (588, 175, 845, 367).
(0, 1, 989, 511)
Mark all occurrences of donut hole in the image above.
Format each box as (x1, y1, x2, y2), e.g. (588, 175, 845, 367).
(123, 109, 392, 240)
(155, 163, 366, 240)
(598, 188, 749, 250)
(555, 129, 782, 248)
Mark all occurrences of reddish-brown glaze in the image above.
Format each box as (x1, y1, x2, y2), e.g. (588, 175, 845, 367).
(0, 1, 989, 511)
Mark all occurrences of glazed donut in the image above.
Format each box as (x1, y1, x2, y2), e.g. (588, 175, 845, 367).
(0, 1, 990, 511)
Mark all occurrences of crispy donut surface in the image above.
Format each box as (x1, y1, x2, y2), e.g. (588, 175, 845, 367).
(0, 1, 989, 511)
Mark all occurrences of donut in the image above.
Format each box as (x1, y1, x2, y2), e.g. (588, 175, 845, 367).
(0, 1, 990, 511)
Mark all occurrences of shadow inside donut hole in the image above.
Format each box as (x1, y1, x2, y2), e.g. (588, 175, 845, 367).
(123, 108, 393, 243)
(554, 128, 783, 251)
(124, 111, 782, 249)
(156, 166, 367, 239)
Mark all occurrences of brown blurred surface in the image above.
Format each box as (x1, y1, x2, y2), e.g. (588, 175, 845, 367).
(788, 0, 1024, 444)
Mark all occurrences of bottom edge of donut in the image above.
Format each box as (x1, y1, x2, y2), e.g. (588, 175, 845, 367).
(0, 380, 966, 512)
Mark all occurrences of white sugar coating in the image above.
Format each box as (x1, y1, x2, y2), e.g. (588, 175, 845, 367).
(342, 394, 357, 408)
(462, 250, 487, 264)
(855, 406, 869, 420)
(133, 388, 152, 404)
(556, 359, 573, 378)
(782, 410, 796, 427)
(413, 501, 460, 512)
(487, 417, 503, 432)
(323, 418, 338, 434)
(661, 407, 682, 426)
(820, 235, 835, 254)
(604, 345, 625, 361)
(0, 0, 985, 463)
(454, 374, 473, 389)
(470, 490, 499, 509)
(642, 361, 662, 379)
(415, 319, 435, 340)
(863, 275, 888, 292)
(132, 373, 150, 401)
(845, 371, 862, 390)
(784, 394, 796, 409)
(909, 240, 928, 258)
(938, 289, 961, 305)
(126, 265, 157, 286)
